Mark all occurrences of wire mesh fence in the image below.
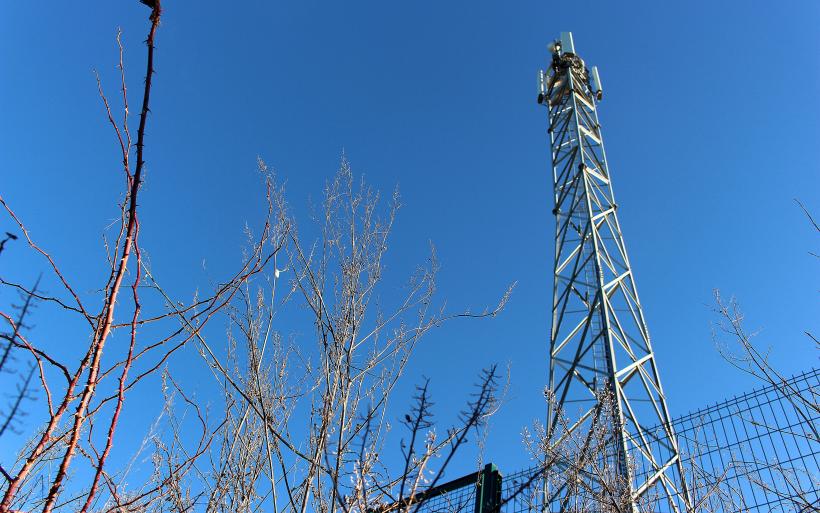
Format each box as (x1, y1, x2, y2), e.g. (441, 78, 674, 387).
(408, 481, 478, 513)
(639, 367, 820, 513)
(394, 368, 818, 513)
(401, 469, 482, 513)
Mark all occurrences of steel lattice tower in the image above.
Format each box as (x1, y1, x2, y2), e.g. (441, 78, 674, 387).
(538, 33, 691, 513)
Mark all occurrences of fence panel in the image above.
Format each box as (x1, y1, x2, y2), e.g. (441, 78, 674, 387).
(392, 368, 818, 513)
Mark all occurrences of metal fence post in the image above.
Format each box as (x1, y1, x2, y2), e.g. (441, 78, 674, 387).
(474, 463, 503, 513)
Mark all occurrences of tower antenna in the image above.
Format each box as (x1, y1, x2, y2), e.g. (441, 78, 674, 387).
(539, 32, 691, 513)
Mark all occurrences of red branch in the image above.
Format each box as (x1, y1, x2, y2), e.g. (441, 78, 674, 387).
(80, 219, 141, 513)
(0, 3, 162, 511)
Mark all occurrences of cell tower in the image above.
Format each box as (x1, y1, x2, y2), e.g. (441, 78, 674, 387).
(538, 33, 690, 512)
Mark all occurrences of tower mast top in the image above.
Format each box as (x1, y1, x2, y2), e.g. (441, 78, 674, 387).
(539, 31, 602, 105)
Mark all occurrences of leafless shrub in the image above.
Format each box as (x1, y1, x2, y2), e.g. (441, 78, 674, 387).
(146, 160, 513, 513)
(0, 3, 514, 511)
(709, 292, 819, 513)
(0, 2, 287, 511)
(524, 390, 639, 513)
(0, 278, 40, 441)
(702, 202, 818, 511)
(712, 292, 818, 442)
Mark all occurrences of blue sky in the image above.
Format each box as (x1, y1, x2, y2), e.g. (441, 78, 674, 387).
(1, 1, 819, 479)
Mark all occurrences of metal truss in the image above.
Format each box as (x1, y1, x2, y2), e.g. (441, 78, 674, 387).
(538, 33, 691, 513)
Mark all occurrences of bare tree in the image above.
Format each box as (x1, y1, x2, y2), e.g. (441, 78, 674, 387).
(523, 390, 647, 513)
(140, 161, 513, 513)
(0, 2, 288, 511)
(709, 292, 819, 513)
(0, 3, 514, 511)
(713, 291, 818, 440)
(698, 200, 820, 512)
(711, 200, 818, 437)
(0, 278, 40, 441)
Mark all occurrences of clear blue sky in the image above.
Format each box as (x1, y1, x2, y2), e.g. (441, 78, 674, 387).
(1, 1, 818, 478)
